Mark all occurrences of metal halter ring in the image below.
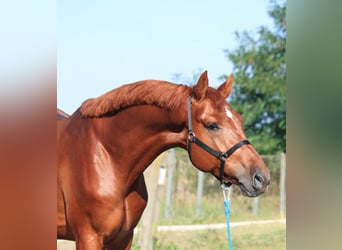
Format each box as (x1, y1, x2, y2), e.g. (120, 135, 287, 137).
(188, 131, 196, 142)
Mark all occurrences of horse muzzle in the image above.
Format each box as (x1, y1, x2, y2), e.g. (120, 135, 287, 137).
(237, 169, 271, 197)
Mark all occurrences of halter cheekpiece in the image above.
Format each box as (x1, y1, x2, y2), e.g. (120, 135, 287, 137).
(186, 96, 251, 186)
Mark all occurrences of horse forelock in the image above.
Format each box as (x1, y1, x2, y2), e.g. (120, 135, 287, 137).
(80, 80, 192, 118)
(204, 87, 227, 111)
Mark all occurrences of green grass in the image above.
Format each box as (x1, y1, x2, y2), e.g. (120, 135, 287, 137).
(132, 191, 286, 249)
(155, 150, 285, 225)
(132, 151, 286, 249)
(132, 222, 286, 249)
(158, 191, 283, 225)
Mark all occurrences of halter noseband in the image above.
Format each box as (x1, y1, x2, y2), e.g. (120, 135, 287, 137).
(187, 96, 251, 185)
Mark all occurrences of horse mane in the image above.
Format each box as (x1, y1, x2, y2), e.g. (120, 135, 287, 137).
(80, 80, 192, 118)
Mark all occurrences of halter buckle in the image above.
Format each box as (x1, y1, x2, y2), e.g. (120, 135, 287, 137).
(188, 131, 196, 142)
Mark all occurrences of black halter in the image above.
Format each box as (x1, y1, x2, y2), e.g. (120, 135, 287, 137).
(187, 96, 251, 185)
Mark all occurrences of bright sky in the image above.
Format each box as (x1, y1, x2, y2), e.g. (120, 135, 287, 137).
(58, 0, 274, 114)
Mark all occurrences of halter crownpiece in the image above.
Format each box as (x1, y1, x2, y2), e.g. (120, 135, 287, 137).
(186, 96, 251, 185)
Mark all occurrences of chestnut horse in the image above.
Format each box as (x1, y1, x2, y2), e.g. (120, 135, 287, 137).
(57, 71, 270, 249)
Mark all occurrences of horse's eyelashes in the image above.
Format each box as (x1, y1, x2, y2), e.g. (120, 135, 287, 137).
(206, 122, 220, 131)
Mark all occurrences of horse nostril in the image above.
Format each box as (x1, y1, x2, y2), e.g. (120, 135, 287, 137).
(253, 172, 265, 191)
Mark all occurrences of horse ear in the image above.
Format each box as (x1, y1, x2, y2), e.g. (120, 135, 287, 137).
(193, 70, 208, 100)
(218, 73, 234, 98)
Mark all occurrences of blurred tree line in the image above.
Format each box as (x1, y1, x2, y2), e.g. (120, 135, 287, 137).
(222, 0, 286, 154)
(173, 0, 286, 155)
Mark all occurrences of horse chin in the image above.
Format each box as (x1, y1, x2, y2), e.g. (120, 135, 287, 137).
(238, 182, 264, 197)
(214, 171, 261, 198)
(221, 174, 263, 197)
(220, 172, 265, 197)
(221, 174, 238, 187)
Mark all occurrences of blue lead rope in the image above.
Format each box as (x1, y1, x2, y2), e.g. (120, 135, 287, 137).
(222, 185, 233, 250)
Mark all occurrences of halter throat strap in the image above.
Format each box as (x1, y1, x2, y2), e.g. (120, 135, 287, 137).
(187, 96, 251, 184)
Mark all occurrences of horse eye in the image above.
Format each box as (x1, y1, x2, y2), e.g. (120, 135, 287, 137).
(206, 122, 219, 131)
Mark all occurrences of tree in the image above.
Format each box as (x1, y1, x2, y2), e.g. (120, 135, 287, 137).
(222, 0, 286, 154)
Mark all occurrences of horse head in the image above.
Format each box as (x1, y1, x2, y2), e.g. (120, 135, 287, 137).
(187, 71, 270, 197)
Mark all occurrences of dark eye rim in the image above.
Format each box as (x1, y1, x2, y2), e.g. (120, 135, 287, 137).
(205, 122, 220, 131)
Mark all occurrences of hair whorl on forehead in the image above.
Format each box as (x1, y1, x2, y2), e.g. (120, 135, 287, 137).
(80, 80, 191, 118)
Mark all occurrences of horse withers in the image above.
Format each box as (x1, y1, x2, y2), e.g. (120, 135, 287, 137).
(57, 71, 270, 249)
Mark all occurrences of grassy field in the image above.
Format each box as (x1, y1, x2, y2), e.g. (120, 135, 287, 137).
(158, 188, 283, 225)
(57, 192, 286, 250)
(132, 222, 286, 249)
(58, 221, 285, 250)
(131, 166, 286, 249)
(156, 150, 285, 225)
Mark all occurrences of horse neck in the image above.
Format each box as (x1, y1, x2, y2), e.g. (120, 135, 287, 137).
(92, 104, 188, 184)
